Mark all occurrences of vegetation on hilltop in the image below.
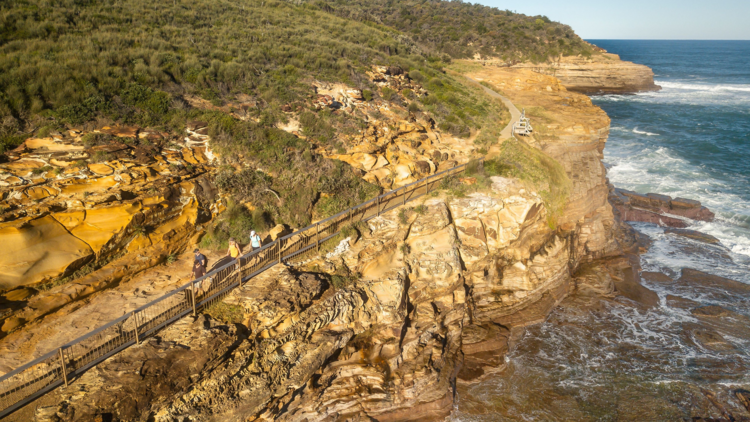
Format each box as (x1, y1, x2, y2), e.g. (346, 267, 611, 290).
(299, 0, 594, 62)
(0, 0, 576, 247)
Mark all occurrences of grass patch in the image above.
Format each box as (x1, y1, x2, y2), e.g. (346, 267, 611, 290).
(485, 138, 571, 228)
(203, 301, 244, 325)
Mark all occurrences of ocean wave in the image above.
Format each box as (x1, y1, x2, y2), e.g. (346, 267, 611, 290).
(658, 81, 750, 93)
(633, 127, 659, 136)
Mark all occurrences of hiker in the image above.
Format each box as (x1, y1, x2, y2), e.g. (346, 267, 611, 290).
(192, 248, 207, 279)
(227, 238, 241, 261)
(250, 230, 262, 251)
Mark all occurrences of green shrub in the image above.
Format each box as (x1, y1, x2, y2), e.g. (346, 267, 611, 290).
(200, 202, 271, 251)
(399, 242, 410, 256)
(414, 204, 427, 215)
(381, 87, 396, 101)
(362, 89, 374, 101)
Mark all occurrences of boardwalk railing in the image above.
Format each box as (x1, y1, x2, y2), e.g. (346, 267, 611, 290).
(0, 158, 482, 418)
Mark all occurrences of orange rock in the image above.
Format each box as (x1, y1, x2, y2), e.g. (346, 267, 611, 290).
(23, 186, 57, 201)
(0, 215, 93, 289)
(459, 177, 477, 185)
(126, 233, 152, 252)
(25, 138, 84, 152)
(88, 163, 114, 175)
(58, 176, 118, 195)
(2, 158, 45, 171)
(99, 126, 139, 138)
(67, 203, 143, 253)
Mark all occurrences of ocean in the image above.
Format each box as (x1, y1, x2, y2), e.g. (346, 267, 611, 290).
(451, 40, 750, 421)
(593, 40, 750, 283)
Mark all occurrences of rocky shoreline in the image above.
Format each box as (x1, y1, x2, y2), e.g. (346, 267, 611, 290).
(2, 56, 739, 421)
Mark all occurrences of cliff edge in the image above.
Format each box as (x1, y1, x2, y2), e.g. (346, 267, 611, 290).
(510, 52, 661, 94)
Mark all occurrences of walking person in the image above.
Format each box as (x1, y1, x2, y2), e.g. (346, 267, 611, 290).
(192, 248, 207, 278)
(227, 238, 241, 261)
(249, 230, 262, 251)
(191, 248, 208, 304)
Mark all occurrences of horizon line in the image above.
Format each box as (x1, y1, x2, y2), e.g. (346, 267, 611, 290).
(584, 38, 750, 41)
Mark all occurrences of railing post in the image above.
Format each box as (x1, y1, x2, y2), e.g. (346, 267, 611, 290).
(58, 348, 68, 387)
(190, 280, 197, 317)
(426, 176, 430, 195)
(133, 311, 140, 344)
(278, 241, 282, 264)
(316, 223, 320, 251)
(377, 195, 380, 216)
(403, 188, 406, 206)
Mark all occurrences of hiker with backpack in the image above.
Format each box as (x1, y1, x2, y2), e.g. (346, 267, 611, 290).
(250, 230, 262, 251)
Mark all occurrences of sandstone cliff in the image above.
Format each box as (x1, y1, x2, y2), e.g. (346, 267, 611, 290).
(6, 66, 648, 421)
(510, 53, 661, 94)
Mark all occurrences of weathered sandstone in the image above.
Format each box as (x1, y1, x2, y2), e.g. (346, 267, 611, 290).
(511, 53, 661, 94)
(2, 61, 666, 421)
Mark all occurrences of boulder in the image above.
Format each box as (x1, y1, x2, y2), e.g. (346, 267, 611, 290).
(0, 216, 94, 289)
(269, 224, 292, 241)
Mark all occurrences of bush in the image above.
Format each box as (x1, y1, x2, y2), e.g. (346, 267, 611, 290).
(203, 301, 244, 324)
(381, 87, 396, 101)
(362, 89, 374, 101)
(398, 208, 409, 225)
(200, 202, 272, 251)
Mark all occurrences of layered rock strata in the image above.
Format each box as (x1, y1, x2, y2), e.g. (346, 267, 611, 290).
(610, 187, 715, 228)
(0, 122, 221, 335)
(510, 53, 661, 94)
(9, 67, 649, 421)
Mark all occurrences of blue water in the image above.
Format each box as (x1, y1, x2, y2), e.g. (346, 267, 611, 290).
(451, 41, 750, 421)
(590, 40, 750, 282)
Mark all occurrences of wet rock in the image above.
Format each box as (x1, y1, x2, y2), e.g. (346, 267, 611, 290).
(692, 305, 735, 318)
(611, 188, 714, 224)
(665, 228, 721, 244)
(683, 323, 736, 352)
(613, 266, 659, 308)
(641, 271, 673, 284)
(666, 295, 700, 310)
(677, 269, 750, 302)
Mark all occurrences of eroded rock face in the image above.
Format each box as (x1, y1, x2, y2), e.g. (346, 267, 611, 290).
(8, 65, 640, 420)
(0, 125, 221, 334)
(30, 177, 592, 422)
(511, 53, 661, 94)
(465, 66, 622, 267)
(311, 66, 484, 190)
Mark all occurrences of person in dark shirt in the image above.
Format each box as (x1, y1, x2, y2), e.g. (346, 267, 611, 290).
(192, 248, 207, 279)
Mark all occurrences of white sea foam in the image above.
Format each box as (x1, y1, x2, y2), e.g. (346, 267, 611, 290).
(632, 128, 659, 136)
(658, 81, 750, 93)
(596, 79, 750, 108)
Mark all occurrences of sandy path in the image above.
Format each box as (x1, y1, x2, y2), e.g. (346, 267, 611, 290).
(465, 76, 521, 139)
(0, 247, 227, 372)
